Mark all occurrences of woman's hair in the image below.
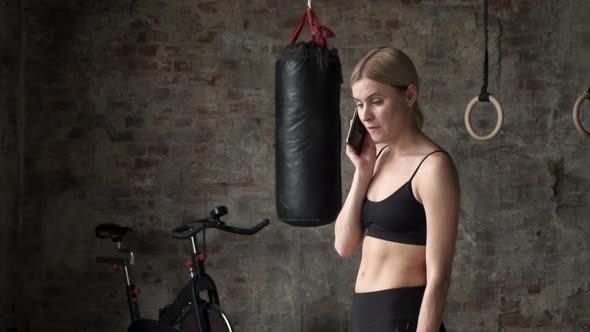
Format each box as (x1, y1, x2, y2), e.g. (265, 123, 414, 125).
(351, 47, 423, 128)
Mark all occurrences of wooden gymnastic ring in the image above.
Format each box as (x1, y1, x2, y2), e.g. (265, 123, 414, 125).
(464, 94, 504, 141)
(572, 92, 590, 138)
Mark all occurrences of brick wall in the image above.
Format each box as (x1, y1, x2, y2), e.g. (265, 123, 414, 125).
(10, 0, 590, 331)
(0, 0, 20, 330)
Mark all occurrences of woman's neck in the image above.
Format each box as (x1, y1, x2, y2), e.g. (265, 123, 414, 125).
(382, 125, 426, 158)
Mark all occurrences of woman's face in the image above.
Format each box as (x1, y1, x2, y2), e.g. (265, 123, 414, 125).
(351, 78, 416, 144)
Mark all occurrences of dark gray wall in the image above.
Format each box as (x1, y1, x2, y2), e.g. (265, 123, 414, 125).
(6, 0, 590, 331)
(0, 0, 20, 330)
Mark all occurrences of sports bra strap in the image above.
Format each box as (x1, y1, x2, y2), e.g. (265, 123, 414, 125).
(376, 145, 389, 159)
(409, 150, 448, 181)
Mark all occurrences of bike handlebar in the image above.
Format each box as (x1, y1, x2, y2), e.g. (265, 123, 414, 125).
(171, 218, 270, 239)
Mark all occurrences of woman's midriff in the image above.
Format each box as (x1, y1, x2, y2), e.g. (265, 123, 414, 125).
(355, 235, 427, 293)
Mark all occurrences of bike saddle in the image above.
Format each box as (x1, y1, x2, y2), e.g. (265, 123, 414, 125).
(209, 206, 228, 219)
(95, 223, 133, 242)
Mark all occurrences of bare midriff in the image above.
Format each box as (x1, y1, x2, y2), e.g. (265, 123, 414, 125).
(355, 235, 427, 293)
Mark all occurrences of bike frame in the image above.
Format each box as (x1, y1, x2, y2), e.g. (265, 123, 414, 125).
(190, 230, 221, 331)
(157, 229, 223, 331)
(96, 241, 141, 322)
(98, 207, 267, 332)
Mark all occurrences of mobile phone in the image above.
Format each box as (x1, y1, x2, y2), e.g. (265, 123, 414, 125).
(346, 109, 367, 155)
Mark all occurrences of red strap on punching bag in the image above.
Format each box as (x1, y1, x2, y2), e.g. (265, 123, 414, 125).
(288, 7, 335, 47)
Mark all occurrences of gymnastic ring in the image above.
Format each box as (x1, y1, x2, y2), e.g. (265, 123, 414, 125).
(572, 92, 590, 138)
(464, 94, 504, 141)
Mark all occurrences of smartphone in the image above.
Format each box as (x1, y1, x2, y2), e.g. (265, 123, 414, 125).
(346, 109, 367, 155)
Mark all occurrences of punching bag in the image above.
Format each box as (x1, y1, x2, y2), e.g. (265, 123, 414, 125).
(275, 7, 342, 227)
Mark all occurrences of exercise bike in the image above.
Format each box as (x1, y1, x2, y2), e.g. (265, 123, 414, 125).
(95, 206, 270, 331)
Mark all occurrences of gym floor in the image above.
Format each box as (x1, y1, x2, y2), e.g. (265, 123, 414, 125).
(1, 0, 589, 331)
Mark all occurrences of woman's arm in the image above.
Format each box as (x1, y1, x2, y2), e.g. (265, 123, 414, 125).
(334, 137, 378, 257)
(334, 169, 371, 256)
(415, 153, 460, 332)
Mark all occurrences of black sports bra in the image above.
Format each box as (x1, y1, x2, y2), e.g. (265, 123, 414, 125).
(361, 148, 449, 246)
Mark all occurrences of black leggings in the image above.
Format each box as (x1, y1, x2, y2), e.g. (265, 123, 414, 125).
(351, 286, 446, 332)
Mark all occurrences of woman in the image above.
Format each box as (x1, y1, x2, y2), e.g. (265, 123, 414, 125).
(334, 47, 460, 332)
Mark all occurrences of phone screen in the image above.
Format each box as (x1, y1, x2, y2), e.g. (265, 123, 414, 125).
(346, 109, 367, 155)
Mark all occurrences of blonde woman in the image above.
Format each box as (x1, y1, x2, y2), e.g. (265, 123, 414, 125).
(335, 48, 459, 332)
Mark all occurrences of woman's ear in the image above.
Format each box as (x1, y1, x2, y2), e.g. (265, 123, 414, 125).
(406, 84, 418, 108)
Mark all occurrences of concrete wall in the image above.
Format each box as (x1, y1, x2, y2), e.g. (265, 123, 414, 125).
(8, 0, 590, 331)
(0, 0, 21, 329)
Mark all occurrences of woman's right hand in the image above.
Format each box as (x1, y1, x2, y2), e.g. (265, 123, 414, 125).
(345, 134, 377, 178)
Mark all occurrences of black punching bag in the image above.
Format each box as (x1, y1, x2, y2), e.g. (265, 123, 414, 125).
(275, 7, 342, 227)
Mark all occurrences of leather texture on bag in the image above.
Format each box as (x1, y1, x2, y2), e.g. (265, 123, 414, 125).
(275, 41, 343, 227)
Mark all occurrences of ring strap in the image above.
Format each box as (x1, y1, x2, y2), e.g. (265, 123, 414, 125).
(479, 0, 490, 102)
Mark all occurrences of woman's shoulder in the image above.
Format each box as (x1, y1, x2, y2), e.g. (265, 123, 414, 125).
(415, 136, 452, 162)
(412, 144, 460, 203)
(415, 145, 458, 185)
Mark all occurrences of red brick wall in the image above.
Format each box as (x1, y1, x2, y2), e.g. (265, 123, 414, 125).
(9, 0, 590, 331)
